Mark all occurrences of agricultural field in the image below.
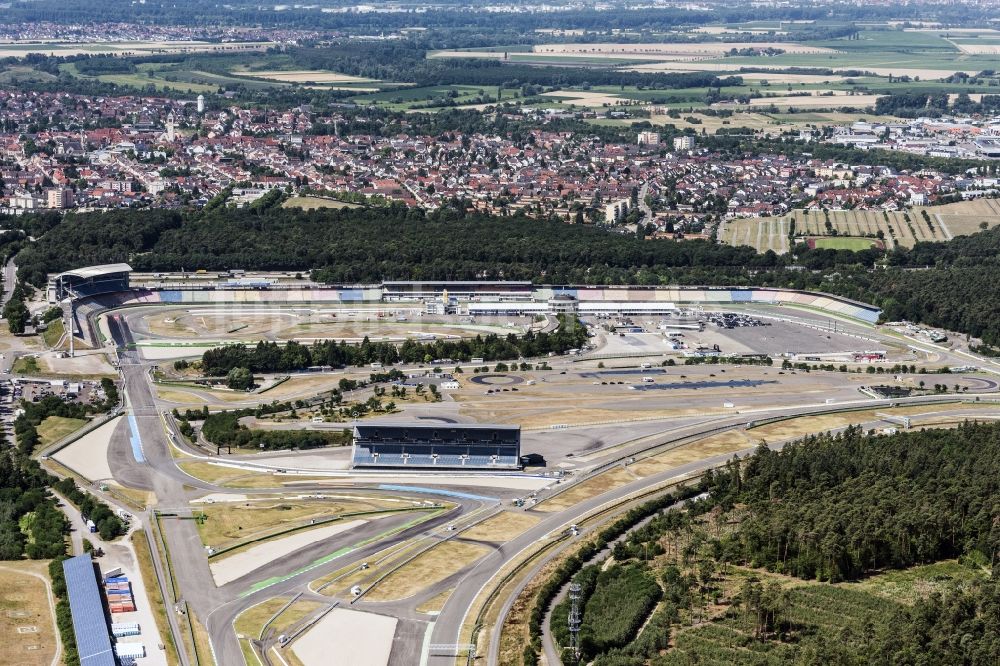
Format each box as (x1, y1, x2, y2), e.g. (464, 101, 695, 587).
(532, 42, 836, 58)
(55, 56, 401, 95)
(720, 201, 1000, 254)
(346, 84, 497, 111)
(231, 69, 374, 84)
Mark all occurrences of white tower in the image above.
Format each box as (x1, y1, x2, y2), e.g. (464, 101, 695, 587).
(165, 112, 176, 142)
(196, 94, 205, 114)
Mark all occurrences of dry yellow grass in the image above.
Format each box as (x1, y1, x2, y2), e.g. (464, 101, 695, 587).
(540, 90, 640, 107)
(950, 42, 1000, 55)
(0, 561, 58, 666)
(749, 404, 1000, 442)
(195, 497, 395, 549)
(35, 416, 88, 446)
(155, 386, 249, 405)
(234, 69, 374, 83)
(310, 538, 419, 596)
(282, 196, 363, 210)
(463, 512, 541, 543)
(106, 483, 156, 510)
(649, 111, 781, 134)
(234, 597, 324, 639)
(461, 402, 727, 429)
(416, 588, 453, 614)
(722, 204, 993, 253)
(737, 92, 883, 109)
(132, 533, 180, 666)
(177, 461, 327, 489)
(628, 430, 756, 477)
(366, 541, 491, 601)
(534, 466, 637, 513)
(188, 611, 214, 666)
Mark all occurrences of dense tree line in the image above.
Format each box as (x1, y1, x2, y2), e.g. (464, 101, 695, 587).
(558, 422, 1000, 665)
(0, 1, 927, 32)
(279, 44, 741, 91)
(705, 423, 1000, 582)
(11, 205, 767, 284)
(200, 315, 589, 375)
(575, 564, 663, 659)
(48, 556, 79, 666)
(10, 201, 1000, 346)
(530, 422, 1000, 665)
(50, 476, 125, 541)
(200, 411, 350, 450)
(0, 439, 67, 560)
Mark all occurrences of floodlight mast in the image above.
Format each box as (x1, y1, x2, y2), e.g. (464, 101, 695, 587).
(568, 582, 582, 662)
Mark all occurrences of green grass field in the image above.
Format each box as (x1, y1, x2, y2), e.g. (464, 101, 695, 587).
(810, 236, 877, 250)
(37, 416, 88, 446)
(40, 319, 64, 348)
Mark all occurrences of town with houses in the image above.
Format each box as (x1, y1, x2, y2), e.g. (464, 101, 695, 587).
(2, 89, 1000, 234)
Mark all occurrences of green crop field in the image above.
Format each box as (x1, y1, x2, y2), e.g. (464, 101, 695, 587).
(810, 236, 877, 250)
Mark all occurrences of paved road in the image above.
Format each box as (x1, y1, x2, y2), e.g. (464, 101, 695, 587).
(638, 182, 652, 224)
(101, 312, 499, 666)
(88, 303, 1000, 666)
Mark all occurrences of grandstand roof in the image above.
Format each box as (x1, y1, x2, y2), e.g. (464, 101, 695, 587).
(382, 280, 532, 286)
(55, 263, 133, 280)
(355, 422, 519, 433)
(62, 555, 116, 666)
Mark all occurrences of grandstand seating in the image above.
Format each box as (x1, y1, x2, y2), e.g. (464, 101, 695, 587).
(351, 423, 521, 470)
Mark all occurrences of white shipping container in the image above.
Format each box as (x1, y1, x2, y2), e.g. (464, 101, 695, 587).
(111, 622, 141, 637)
(114, 643, 146, 659)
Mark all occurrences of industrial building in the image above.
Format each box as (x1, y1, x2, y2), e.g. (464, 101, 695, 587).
(352, 423, 521, 469)
(50, 263, 133, 301)
(62, 554, 116, 666)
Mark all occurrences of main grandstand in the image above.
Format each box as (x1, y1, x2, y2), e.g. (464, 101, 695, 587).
(352, 423, 521, 470)
(50, 263, 132, 300)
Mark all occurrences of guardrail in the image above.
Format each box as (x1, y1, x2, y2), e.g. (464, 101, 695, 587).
(533, 394, 1000, 510)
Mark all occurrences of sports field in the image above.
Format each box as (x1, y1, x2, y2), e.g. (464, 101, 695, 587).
(282, 196, 363, 211)
(809, 237, 879, 250)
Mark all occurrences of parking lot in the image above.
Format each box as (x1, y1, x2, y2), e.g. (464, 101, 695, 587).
(12, 377, 109, 406)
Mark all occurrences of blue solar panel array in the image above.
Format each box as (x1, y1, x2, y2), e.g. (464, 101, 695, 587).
(62, 555, 116, 666)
